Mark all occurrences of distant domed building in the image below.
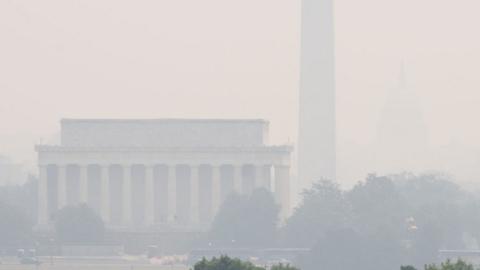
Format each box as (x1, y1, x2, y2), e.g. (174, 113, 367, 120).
(375, 65, 429, 174)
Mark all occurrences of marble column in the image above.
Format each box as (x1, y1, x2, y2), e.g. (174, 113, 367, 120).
(123, 165, 132, 226)
(167, 165, 177, 223)
(211, 165, 221, 217)
(101, 165, 110, 224)
(233, 164, 243, 195)
(274, 165, 291, 220)
(254, 164, 265, 190)
(263, 165, 272, 192)
(190, 165, 200, 225)
(38, 165, 48, 226)
(57, 165, 67, 210)
(79, 165, 88, 204)
(145, 165, 155, 226)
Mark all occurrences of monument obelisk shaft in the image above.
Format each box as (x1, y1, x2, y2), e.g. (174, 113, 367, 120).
(298, 0, 336, 188)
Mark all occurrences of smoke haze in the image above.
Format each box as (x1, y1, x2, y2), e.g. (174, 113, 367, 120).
(1, 0, 480, 186)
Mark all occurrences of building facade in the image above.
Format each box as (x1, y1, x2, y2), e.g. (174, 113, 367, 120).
(36, 119, 292, 231)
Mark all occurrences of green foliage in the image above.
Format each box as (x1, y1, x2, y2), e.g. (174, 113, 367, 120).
(0, 176, 38, 225)
(193, 256, 301, 270)
(0, 200, 32, 247)
(286, 173, 480, 270)
(283, 180, 349, 247)
(424, 260, 475, 270)
(55, 204, 105, 244)
(193, 256, 265, 270)
(401, 266, 417, 270)
(270, 264, 300, 270)
(299, 227, 401, 270)
(393, 173, 462, 207)
(348, 174, 409, 238)
(210, 188, 279, 247)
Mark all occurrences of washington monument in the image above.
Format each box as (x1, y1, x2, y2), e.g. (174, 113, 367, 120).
(298, 0, 336, 189)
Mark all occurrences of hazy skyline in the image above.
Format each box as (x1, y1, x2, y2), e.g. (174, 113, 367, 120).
(2, 0, 480, 185)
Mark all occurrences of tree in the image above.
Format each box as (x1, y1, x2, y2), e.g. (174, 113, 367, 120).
(401, 266, 417, 270)
(347, 174, 409, 240)
(299, 228, 374, 270)
(0, 200, 32, 247)
(193, 256, 265, 270)
(210, 188, 279, 247)
(393, 174, 472, 266)
(282, 180, 350, 248)
(0, 176, 38, 225)
(424, 260, 475, 270)
(348, 175, 408, 269)
(55, 204, 105, 244)
(402, 260, 476, 270)
(393, 173, 462, 208)
(270, 264, 300, 270)
(288, 175, 431, 270)
(279, 172, 480, 269)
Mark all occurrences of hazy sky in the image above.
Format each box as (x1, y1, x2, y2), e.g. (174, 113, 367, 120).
(1, 0, 480, 178)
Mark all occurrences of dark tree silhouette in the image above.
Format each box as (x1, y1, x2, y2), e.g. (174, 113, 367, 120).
(210, 188, 279, 247)
(0, 200, 32, 247)
(55, 204, 105, 244)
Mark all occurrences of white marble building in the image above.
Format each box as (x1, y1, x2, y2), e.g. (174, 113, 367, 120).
(36, 119, 292, 231)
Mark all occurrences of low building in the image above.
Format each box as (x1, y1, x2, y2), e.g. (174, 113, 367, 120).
(36, 119, 292, 231)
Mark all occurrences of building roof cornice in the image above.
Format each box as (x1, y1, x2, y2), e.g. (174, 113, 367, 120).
(61, 118, 269, 124)
(35, 145, 293, 153)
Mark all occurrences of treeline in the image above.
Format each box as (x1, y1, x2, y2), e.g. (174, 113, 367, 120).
(209, 173, 480, 270)
(0, 176, 37, 248)
(3, 172, 480, 269)
(193, 256, 299, 270)
(192, 256, 477, 270)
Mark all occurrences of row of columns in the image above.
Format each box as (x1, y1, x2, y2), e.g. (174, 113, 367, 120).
(38, 164, 290, 228)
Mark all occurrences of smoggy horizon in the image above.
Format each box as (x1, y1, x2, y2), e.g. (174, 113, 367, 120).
(2, 0, 480, 187)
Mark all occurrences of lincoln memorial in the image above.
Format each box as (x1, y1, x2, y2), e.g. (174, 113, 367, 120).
(36, 119, 292, 231)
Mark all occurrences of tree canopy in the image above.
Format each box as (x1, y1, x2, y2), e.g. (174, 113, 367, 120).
(403, 259, 476, 270)
(270, 264, 300, 270)
(0, 200, 32, 247)
(285, 173, 480, 270)
(425, 260, 476, 270)
(209, 188, 279, 247)
(283, 180, 350, 247)
(193, 256, 264, 270)
(55, 204, 105, 244)
(193, 256, 299, 270)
